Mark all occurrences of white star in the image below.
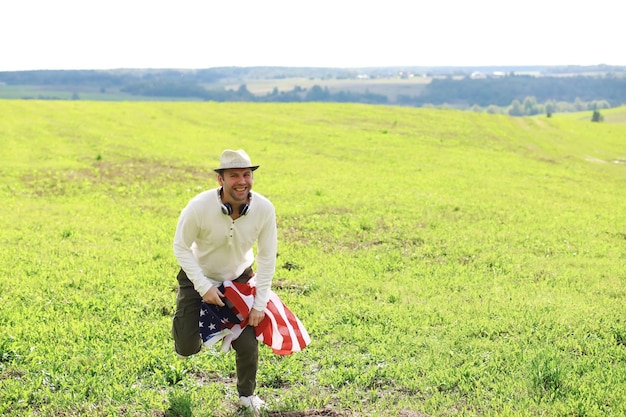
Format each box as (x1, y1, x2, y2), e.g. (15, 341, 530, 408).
(199, 321, 203, 328)
(200, 309, 206, 317)
(209, 323, 216, 330)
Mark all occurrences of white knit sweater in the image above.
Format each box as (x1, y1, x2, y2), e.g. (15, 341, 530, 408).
(173, 187, 277, 311)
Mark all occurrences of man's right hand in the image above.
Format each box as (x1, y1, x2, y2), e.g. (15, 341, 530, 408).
(202, 286, 225, 306)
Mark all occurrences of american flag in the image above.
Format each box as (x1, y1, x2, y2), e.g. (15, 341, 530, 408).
(199, 279, 311, 355)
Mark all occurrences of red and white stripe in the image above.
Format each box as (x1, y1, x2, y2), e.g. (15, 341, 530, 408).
(220, 280, 311, 355)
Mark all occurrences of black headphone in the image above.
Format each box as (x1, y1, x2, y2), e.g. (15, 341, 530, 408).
(218, 188, 250, 216)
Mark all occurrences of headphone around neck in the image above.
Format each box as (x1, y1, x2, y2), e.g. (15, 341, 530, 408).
(218, 188, 250, 216)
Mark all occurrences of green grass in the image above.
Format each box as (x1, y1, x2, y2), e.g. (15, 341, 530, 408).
(1, 101, 625, 416)
(554, 105, 626, 124)
(0, 84, 202, 101)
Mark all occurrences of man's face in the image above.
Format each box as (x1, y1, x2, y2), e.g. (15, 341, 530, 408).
(219, 168, 254, 203)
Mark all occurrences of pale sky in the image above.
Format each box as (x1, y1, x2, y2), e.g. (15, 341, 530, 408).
(1, 0, 622, 71)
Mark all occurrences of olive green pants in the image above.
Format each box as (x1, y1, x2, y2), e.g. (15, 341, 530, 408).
(172, 269, 258, 397)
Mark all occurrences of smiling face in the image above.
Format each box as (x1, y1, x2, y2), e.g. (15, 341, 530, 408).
(218, 168, 254, 204)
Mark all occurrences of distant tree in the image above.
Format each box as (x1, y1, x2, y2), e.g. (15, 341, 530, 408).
(305, 85, 330, 101)
(486, 105, 501, 114)
(574, 97, 586, 111)
(523, 96, 540, 115)
(508, 99, 524, 116)
(591, 110, 604, 122)
(590, 99, 611, 110)
(234, 84, 254, 100)
(555, 101, 572, 113)
(545, 100, 556, 117)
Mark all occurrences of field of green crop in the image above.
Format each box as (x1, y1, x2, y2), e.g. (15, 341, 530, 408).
(1, 100, 625, 416)
(0, 84, 202, 102)
(558, 106, 626, 124)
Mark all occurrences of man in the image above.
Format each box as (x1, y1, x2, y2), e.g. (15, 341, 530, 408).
(172, 149, 277, 413)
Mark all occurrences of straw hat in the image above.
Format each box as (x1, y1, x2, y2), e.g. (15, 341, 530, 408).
(213, 149, 259, 172)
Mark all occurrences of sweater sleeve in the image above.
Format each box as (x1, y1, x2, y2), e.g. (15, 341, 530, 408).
(252, 204, 278, 311)
(173, 203, 217, 297)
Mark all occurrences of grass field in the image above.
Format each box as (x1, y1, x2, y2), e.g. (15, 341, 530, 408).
(0, 84, 204, 101)
(1, 101, 625, 416)
(556, 106, 626, 124)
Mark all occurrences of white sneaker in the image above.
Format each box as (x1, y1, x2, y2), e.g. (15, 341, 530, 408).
(239, 394, 266, 413)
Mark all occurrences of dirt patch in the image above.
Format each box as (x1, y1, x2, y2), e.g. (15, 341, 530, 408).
(267, 411, 347, 416)
(265, 410, 430, 417)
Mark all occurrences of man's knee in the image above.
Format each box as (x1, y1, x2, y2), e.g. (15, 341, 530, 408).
(172, 316, 202, 358)
(174, 340, 202, 358)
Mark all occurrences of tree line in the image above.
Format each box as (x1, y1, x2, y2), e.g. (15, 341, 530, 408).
(407, 75, 626, 107)
(1, 68, 625, 114)
(121, 82, 389, 104)
(120, 76, 625, 115)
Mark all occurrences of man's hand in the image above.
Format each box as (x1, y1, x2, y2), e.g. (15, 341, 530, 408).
(201, 286, 225, 306)
(248, 308, 265, 327)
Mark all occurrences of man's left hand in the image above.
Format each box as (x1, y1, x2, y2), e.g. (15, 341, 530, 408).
(248, 308, 265, 327)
